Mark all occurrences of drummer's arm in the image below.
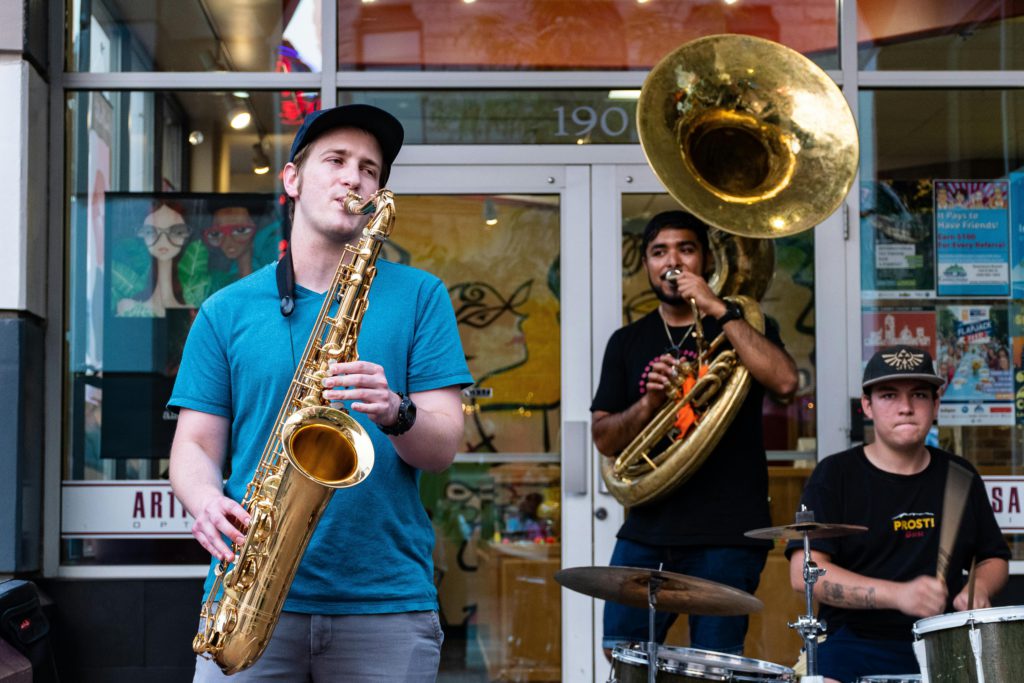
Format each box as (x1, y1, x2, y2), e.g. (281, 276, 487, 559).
(952, 557, 1008, 611)
(788, 549, 948, 619)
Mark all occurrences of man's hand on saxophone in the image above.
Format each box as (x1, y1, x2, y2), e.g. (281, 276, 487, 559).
(321, 359, 400, 426)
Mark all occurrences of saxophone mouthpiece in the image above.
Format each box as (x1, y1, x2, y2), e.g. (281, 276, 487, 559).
(343, 192, 375, 216)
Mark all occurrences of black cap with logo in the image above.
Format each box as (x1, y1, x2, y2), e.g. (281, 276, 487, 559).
(862, 345, 945, 391)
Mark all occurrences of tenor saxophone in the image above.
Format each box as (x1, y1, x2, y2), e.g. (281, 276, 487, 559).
(192, 190, 395, 674)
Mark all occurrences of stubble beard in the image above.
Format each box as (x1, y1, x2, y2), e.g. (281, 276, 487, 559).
(648, 276, 685, 306)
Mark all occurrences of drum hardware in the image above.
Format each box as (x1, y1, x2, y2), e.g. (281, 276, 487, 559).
(644, 571, 663, 683)
(855, 677, 921, 683)
(556, 566, 764, 683)
(745, 507, 867, 683)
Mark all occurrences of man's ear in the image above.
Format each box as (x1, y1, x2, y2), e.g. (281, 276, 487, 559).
(861, 394, 873, 420)
(282, 162, 300, 200)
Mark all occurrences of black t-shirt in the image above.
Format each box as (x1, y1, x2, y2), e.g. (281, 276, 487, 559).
(591, 308, 779, 548)
(785, 446, 1010, 641)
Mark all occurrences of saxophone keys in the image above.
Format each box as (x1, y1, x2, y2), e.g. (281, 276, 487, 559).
(214, 604, 238, 635)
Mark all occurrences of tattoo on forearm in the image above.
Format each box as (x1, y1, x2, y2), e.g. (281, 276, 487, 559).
(822, 581, 876, 609)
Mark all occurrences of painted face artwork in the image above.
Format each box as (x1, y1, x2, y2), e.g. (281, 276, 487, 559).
(138, 204, 189, 261)
(204, 207, 257, 260)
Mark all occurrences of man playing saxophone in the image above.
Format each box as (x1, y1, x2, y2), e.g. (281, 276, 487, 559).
(592, 210, 798, 657)
(169, 104, 472, 681)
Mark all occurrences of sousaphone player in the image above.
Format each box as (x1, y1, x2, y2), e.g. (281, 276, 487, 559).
(591, 210, 798, 658)
(591, 33, 860, 660)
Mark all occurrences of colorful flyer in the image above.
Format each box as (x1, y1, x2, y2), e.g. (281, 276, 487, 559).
(862, 307, 937, 363)
(1011, 302, 1024, 424)
(860, 179, 935, 298)
(935, 180, 1010, 297)
(936, 304, 1013, 425)
(1011, 171, 1024, 298)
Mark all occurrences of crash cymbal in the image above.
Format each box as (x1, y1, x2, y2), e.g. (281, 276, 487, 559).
(744, 521, 868, 541)
(554, 566, 763, 616)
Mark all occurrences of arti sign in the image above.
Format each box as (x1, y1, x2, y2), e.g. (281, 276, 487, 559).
(61, 481, 195, 539)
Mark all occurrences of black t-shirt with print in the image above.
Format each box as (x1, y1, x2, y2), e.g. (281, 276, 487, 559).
(785, 446, 1010, 641)
(591, 308, 780, 548)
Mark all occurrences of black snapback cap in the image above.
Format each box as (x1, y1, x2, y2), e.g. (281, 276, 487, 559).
(862, 345, 945, 391)
(288, 104, 404, 184)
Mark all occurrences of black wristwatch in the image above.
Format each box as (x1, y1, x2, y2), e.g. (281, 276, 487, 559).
(381, 392, 417, 436)
(716, 300, 744, 326)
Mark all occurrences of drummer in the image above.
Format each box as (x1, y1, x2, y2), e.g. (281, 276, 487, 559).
(786, 345, 1009, 683)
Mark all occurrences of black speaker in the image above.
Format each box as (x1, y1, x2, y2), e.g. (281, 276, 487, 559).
(0, 581, 59, 683)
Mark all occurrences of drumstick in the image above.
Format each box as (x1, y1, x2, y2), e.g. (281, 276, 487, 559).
(967, 556, 977, 610)
(936, 460, 973, 582)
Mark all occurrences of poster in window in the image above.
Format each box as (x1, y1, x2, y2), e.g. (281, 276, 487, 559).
(1010, 171, 1024, 298)
(1011, 302, 1024, 424)
(862, 307, 937, 365)
(935, 180, 1010, 297)
(936, 304, 1013, 426)
(96, 193, 280, 459)
(860, 179, 935, 298)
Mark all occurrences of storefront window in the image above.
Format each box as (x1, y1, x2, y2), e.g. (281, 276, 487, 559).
(68, 0, 322, 72)
(859, 88, 1024, 558)
(857, 0, 1024, 70)
(339, 0, 838, 71)
(342, 90, 639, 145)
(63, 90, 316, 565)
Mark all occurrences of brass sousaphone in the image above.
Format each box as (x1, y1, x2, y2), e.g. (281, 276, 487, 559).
(600, 34, 859, 506)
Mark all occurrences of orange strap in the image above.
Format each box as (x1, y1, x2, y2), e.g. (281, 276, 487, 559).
(672, 365, 708, 440)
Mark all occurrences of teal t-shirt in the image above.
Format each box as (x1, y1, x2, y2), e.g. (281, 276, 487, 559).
(170, 260, 472, 614)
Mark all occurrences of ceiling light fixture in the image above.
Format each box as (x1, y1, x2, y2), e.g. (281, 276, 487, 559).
(229, 107, 252, 130)
(608, 89, 641, 100)
(252, 142, 271, 175)
(483, 198, 498, 227)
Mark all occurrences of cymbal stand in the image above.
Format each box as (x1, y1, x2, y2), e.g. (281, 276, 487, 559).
(788, 507, 826, 683)
(646, 574, 663, 683)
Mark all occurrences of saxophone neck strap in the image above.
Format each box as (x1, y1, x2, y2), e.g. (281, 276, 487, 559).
(276, 243, 296, 317)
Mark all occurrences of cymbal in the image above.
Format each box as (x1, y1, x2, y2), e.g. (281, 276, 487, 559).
(554, 566, 763, 616)
(744, 521, 868, 541)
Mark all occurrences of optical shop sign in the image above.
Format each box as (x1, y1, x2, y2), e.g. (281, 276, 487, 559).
(983, 477, 1024, 532)
(61, 481, 193, 538)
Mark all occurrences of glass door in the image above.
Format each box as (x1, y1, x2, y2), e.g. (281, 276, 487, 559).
(392, 164, 594, 683)
(590, 164, 840, 674)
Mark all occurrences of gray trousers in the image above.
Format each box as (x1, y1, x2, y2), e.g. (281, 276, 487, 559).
(194, 611, 444, 682)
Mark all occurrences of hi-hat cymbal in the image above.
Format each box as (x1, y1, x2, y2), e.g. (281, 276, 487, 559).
(744, 521, 868, 541)
(554, 566, 763, 616)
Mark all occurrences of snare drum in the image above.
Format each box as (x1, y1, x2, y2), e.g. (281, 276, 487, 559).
(610, 643, 795, 682)
(855, 676, 921, 683)
(913, 605, 1024, 682)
